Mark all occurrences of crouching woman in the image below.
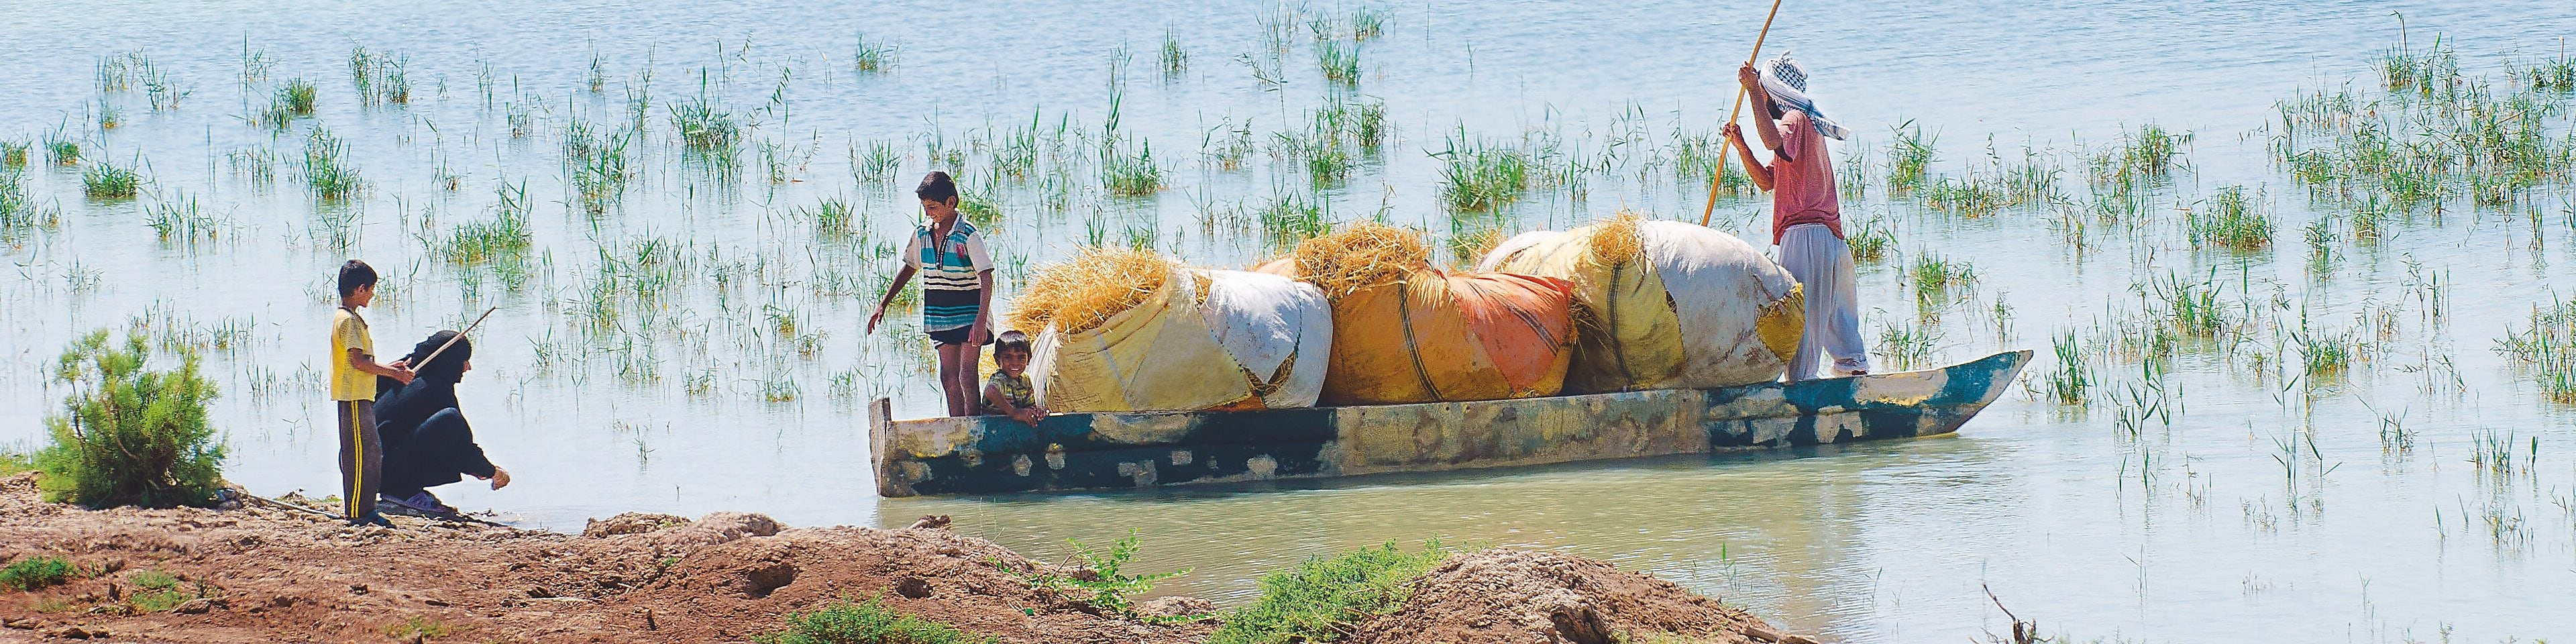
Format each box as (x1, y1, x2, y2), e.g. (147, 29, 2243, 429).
(375, 330, 511, 515)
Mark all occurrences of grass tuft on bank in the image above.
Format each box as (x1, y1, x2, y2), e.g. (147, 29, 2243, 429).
(1210, 540, 1454, 644)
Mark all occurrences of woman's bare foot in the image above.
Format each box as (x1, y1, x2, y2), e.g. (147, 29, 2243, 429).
(486, 467, 512, 490)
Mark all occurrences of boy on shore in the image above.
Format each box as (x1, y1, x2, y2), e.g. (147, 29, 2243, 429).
(1723, 54, 1870, 380)
(331, 260, 413, 527)
(867, 172, 996, 417)
(982, 331, 1045, 426)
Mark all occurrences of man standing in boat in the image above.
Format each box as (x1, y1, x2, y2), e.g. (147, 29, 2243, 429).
(1722, 54, 1869, 380)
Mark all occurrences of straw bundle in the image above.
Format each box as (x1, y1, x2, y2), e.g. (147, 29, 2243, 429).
(1291, 221, 1432, 299)
(1581, 210, 1646, 269)
(1006, 246, 1175, 335)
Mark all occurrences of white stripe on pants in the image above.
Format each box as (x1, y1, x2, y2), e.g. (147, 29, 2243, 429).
(1778, 223, 1868, 380)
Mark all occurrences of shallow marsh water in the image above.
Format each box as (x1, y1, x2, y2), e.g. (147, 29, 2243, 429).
(3, 1, 2576, 641)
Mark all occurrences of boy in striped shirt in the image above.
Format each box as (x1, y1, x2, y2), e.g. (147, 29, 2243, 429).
(868, 172, 996, 416)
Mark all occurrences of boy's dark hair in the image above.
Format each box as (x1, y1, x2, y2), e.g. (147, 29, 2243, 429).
(994, 330, 1032, 357)
(916, 171, 959, 203)
(337, 260, 378, 298)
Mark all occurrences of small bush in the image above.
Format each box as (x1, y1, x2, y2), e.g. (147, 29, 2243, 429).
(994, 531, 1191, 621)
(1, 556, 77, 591)
(1210, 541, 1453, 644)
(384, 616, 453, 641)
(34, 330, 226, 509)
(758, 596, 995, 644)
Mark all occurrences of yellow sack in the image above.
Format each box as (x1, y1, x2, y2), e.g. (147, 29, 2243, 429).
(1481, 213, 1803, 392)
(1030, 265, 1256, 413)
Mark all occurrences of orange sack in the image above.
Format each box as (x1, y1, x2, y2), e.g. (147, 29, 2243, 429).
(1258, 224, 1578, 405)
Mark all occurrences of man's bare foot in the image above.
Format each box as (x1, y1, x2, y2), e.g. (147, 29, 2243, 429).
(486, 467, 511, 490)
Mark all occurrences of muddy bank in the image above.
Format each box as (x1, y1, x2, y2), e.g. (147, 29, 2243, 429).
(0, 474, 1811, 643)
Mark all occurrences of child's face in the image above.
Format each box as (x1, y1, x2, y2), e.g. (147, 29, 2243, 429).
(347, 284, 374, 307)
(921, 197, 959, 223)
(996, 349, 1030, 375)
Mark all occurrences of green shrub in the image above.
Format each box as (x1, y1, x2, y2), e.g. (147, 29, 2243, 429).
(1210, 541, 1454, 644)
(758, 596, 995, 644)
(1, 556, 76, 591)
(34, 330, 226, 509)
(993, 530, 1191, 621)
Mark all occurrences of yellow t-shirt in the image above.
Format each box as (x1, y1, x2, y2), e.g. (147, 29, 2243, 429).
(329, 307, 376, 401)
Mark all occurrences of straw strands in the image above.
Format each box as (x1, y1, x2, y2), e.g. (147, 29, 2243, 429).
(1006, 246, 1176, 336)
(1581, 211, 1645, 268)
(1291, 221, 1432, 299)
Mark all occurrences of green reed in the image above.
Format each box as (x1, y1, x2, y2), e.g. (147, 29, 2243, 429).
(1259, 193, 1330, 248)
(1874, 321, 1940, 371)
(1907, 252, 1976, 303)
(2046, 330, 2091, 406)
(303, 126, 362, 201)
(1, 141, 24, 168)
(1161, 32, 1188, 76)
(446, 182, 533, 264)
(1884, 120, 1935, 193)
(144, 193, 219, 243)
(672, 72, 743, 152)
(1102, 140, 1164, 197)
(80, 159, 142, 199)
(2186, 185, 2273, 250)
(2496, 297, 2576, 403)
(1318, 40, 1362, 86)
(1434, 128, 1531, 212)
(854, 34, 897, 74)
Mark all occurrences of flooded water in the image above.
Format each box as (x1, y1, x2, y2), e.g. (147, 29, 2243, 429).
(4, 0, 2575, 641)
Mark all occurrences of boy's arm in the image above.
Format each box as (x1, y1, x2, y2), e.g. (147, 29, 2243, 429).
(969, 270, 995, 344)
(349, 347, 415, 384)
(981, 381, 1012, 416)
(866, 266, 917, 333)
(1724, 124, 1776, 191)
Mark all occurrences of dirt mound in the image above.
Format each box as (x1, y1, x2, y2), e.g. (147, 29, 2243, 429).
(0, 474, 1208, 643)
(1350, 549, 1811, 644)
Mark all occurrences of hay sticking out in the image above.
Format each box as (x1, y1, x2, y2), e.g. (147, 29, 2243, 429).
(1006, 246, 1175, 336)
(1292, 221, 1432, 299)
(1582, 210, 1646, 268)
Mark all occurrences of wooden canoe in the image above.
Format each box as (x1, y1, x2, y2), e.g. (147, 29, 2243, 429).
(871, 350, 2031, 497)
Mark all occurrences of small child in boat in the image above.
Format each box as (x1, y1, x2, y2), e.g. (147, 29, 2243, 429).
(983, 331, 1046, 426)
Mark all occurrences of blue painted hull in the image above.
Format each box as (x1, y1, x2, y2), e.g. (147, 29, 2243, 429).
(872, 350, 2031, 497)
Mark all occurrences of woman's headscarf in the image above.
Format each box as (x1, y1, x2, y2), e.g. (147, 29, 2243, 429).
(404, 330, 474, 384)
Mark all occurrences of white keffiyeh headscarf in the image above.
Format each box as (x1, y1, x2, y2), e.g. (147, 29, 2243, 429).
(1758, 54, 1849, 141)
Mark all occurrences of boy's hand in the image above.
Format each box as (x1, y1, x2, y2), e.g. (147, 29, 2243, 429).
(1737, 63, 1760, 91)
(865, 307, 885, 334)
(1721, 123, 1743, 144)
(967, 323, 990, 346)
(387, 358, 411, 370)
(387, 367, 417, 385)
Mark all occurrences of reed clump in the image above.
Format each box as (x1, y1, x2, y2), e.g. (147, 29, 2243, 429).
(1007, 246, 1176, 336)
(1435, 129, 1532, 212)
(1290, 221, 1432, 299)
(2186, 185, 2273, 250)
(2498, 297, 2576, 403)
(81, 160, 142, 199)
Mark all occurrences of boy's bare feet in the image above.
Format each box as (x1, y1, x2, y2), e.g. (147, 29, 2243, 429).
(484, 466, 512, 490)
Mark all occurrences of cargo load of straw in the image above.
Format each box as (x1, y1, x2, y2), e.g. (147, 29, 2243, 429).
(1265, 223, 1578, 405)
(1012, 247, 1329, 413)
(1478, 211, 1803, 392)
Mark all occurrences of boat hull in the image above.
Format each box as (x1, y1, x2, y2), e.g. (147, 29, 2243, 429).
(872, 350, 2031, 497)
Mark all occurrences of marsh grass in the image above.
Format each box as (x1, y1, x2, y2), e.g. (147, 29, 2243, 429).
(2497, 297, 2576, 403)
(1884, 120, 1935, 193)
(1101, 140, 1164, 197)
(1434, 128, 1531, 212)
(1352, 5, 1389, 40)
(2088, 123, 2186, 189)
(46, 134, 80, 166)
(565, 117, 636, 212)
(1923, 175, 2009, 217)
(672, 74, 743, 152)
(1845, 215, 1894, 264)
(1317, 40, 1362, 86)
(2045, 330, 2092, 405)
(81, 160, 143, 199)
(993, 531, 1193, 621)
(1260, 193, 1330, 248)
(281, 79, 316, 115)
(445, 183, 534, 264)
(1161, 32, 1188, 76)
(1875, 321, 1941, 371)
(145, 193, 221, 243)
(853, 34, 897, 74)
(1, 141, 25, 168)
(2187, 185, 2273, 250)
(852, 140, 901, 184)
(302, 127, 362, 201)
(0, 556, 76, 592)
(0, 168, 54, 232)
(1907, 253, 1976, 303)
(2141, 272, 2229, 339)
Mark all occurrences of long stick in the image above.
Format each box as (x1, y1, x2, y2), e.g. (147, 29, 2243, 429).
(417, 307, 498, 368)
(1700, 0, 1788, 227)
